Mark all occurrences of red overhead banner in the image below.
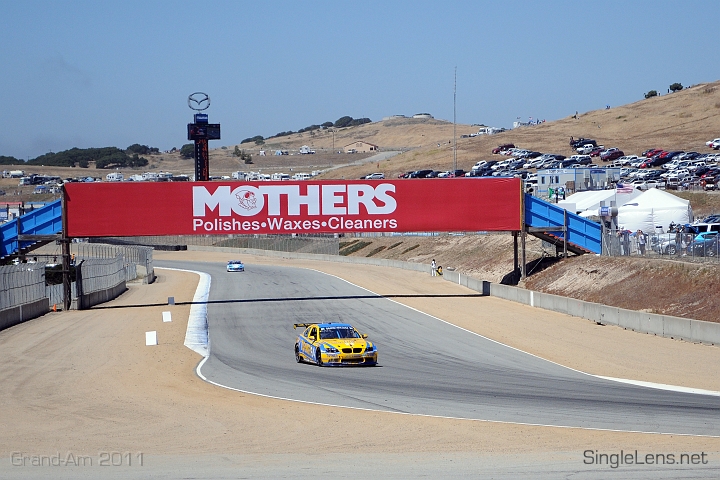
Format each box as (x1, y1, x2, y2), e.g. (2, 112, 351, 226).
(65, 178, 521, 237)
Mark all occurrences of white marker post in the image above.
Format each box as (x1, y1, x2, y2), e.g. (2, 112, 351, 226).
(162, 311, 172, 322)
(145, 331, 158, 346)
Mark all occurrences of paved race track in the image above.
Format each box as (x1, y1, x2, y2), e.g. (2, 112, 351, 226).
(158, 260, 720, 436)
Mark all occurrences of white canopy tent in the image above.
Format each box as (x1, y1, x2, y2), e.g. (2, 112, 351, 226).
(560, 189, 642, 215)
(617, 189, 693, 233)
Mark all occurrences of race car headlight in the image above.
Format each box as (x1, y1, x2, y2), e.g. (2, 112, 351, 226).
(322, 344, 339, 353)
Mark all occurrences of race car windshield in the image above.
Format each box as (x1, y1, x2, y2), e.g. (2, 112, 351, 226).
(319, 327, 360, 339)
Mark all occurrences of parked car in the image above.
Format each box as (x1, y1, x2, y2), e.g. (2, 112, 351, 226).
(589, 147, 604, 157)
(703, 175, 718, 190)
(364, 172, 385, 179)
(706, 138, 720, 148)
(409, 169, 434, 178)
(566, 154, 592, 165)
(577, 144, 597, 154)
(492, 144, 515, 154)
(687, 233, 719, 257)
(600, 149, 624, 162)
(570, 138, 596, 148)
(652, 233, 680, 255)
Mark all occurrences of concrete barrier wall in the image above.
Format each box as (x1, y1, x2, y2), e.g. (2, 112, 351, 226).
(188, 246, 720, 346)
(77, 282, 126, 310)
(0, 298, 49, 331)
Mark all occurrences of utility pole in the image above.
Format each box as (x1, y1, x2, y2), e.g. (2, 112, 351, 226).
(453, 67, 457, 172)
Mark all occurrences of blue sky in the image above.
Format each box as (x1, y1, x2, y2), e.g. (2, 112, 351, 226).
(1, 0, 717, 159)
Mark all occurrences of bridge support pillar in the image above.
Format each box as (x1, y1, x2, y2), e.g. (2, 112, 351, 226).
(520, 230, 527, 279)
(512, 231, 519, 277)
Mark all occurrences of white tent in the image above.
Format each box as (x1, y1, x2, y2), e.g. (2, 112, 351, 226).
(617, 189, 693, 233)
(560, 189, 642, 215)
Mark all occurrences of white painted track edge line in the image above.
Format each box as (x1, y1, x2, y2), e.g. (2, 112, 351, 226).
(155, 267, 210, 357)
(194, 356, 720, 438)
(155, 265, 720, 437)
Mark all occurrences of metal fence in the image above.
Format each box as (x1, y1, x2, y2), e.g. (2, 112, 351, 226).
(0, 263, 47, 310)
(602, 228, 720, 263)
(101, 235, 340, 256)
(74, 243, 154, 282)
(78, 255, 127, 295)
(46, 282, 76, 309)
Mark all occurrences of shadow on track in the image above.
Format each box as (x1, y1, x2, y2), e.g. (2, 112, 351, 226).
(89, 293, 487, 310)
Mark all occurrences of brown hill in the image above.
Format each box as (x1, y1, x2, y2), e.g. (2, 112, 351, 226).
(224, 80, 720, 180)
(6, 80, 719, 182)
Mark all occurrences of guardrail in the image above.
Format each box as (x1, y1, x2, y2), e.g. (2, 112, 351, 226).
(75, 256, 127, 310)
(0, 263, 49, 330)
(0, 243, 154, 331)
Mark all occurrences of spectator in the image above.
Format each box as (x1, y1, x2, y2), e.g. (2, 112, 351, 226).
(618, 228, 631, 256)
(637, 230, 646, 256)
(431, 259, 437, 277)
(675, 227, 683, 255)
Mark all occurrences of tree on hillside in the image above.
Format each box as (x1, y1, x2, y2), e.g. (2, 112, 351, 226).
(241, 135, 264, 144)
(232, 146, 252, 163)
(669, 83, 683, 93)
(126, 144, 159, 155)
(321, 121, 333, 128)
(644, 90, 658, 99)
(180, 144, 194, 159)
(28, 146, 128, 168)
(334, 116, 353, 128)
(0, 155, 23, 165)
(348, 117, 371, 127)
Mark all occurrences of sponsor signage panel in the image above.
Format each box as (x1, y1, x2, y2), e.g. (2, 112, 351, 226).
(65, 178, 521, 237)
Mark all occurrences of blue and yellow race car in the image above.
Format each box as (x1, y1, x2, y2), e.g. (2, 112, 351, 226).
(294, 322, 377, 367)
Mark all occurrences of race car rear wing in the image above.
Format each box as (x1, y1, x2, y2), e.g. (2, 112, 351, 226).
(293, 323, 312, 329)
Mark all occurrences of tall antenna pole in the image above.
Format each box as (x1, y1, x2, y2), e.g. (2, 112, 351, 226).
(453, 67, 457, 171)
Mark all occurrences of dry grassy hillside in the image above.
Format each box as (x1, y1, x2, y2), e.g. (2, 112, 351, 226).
(322, 81, 720, 180)
(10, 80, 718, 181)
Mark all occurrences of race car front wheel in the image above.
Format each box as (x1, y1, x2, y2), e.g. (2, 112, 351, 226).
(315, 348, 324, 367)
(295, 344, 302, 363)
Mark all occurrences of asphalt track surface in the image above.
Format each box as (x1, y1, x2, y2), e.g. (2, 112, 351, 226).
(158, 260, 720, 437)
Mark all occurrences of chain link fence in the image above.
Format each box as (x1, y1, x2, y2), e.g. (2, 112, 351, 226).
(75, 243, 153, 282)
(2, 242, 154, 318)
(0, 263, 47, 310)
(602, 228, 720, 263)
(77, 255, 127, 295)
